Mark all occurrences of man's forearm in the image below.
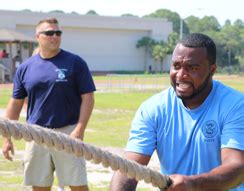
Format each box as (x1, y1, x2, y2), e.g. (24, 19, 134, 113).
(188, 162, 244, 191)
(109, 152, 151, 191)
(109, 171, 138, 191)
(78, 93, 94, 128)
(71, 93, 94, 139)
(4, 98, 24, 120)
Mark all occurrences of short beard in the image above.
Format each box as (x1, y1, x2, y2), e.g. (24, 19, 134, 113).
(173, 72, 212, 101)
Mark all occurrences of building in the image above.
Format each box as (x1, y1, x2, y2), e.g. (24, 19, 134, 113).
(0, 10, 173, 75)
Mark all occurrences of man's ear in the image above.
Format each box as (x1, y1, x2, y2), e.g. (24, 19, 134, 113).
(210, 64, 217, 76)
(35, 34, 39, 41)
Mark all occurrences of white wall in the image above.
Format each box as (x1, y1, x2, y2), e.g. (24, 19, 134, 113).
(0, 10, 173, 73)
(62, 27, 149, 71)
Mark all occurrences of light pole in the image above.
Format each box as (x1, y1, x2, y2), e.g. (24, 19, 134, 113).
(179, 18, 184, 39)
(179, 8, 203, 39)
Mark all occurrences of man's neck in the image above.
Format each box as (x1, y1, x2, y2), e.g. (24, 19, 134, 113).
(40, 49, 60, 59)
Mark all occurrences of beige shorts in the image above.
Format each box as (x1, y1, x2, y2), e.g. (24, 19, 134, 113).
(23, 124, 87, 187)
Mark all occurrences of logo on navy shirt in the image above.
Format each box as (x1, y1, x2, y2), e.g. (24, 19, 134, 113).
(202, 120, 218, 139)
(55, 69, 68, 82)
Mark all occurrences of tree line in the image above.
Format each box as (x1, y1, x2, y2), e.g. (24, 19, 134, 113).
(140, 9, 244, 72)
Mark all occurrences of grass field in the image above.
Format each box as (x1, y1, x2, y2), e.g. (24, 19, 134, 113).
(0, 73, 243, 190)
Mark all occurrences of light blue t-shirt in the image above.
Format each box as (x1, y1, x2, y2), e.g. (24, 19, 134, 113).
(126, 80, 244, 191)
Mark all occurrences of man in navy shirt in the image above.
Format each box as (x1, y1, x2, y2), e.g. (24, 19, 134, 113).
(2, 18, 96, 191)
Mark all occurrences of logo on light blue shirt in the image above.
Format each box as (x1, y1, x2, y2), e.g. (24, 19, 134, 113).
(55, 69, 68, 82)
(202, 120, 218, 139)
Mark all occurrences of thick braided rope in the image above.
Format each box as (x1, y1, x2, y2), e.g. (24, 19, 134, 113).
(0, 118, 172, 190)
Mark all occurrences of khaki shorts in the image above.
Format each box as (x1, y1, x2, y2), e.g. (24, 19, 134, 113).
(23, 124, 87, 187)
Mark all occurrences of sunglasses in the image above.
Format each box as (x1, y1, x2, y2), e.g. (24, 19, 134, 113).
(39, 30, 62, 36)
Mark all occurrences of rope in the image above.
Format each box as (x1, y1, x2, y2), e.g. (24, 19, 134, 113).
(0, 118, 172, 190)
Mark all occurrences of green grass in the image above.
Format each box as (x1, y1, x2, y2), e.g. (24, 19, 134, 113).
(214, 74, 244, 92)
(85, 109, 133, 147)
(0, 158, 22, 171)
(94, 92, 154, 110)
(0, 155, 24, 191)
(85, 91, 155, 146)
(0, 88, 11, 108)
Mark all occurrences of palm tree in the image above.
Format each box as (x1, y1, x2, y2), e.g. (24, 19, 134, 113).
(152, 42, 169, 72)
(136, 36, 156, 71)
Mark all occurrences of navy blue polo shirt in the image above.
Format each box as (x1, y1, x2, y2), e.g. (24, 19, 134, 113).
(13, 49, 96, 128)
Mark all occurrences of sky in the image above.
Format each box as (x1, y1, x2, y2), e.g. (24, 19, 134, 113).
(1, 0, 243, 26)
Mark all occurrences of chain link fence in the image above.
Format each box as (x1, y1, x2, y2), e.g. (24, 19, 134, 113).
(95, 74, 170, 92)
